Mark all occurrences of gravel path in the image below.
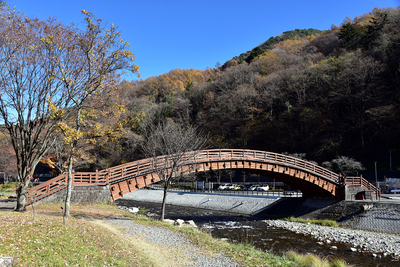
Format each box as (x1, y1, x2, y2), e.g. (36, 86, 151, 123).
(104, 217, 241, 267)
(262, 219, 400, 259)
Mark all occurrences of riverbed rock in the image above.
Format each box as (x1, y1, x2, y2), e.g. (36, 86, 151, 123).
(174, 219, 185, 227)
(128, 207, 139, 214)
(184, 220, 197, 228)
(362, 204, 373, 212)
(262, 219, 400, 259)
(0, 257, 13, 267)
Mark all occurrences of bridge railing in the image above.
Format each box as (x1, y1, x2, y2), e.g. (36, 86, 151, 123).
(192, 149, 340, 184)
(344, 176, 381, 198)
(73, 171, 108, 185)
(27, 174, 68, 204)
(27, 149, 341, 204)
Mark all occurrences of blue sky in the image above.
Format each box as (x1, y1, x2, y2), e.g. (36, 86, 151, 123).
(6, 0, 400, 81)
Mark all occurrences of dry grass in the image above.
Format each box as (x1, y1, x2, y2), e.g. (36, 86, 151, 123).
(0, 204, 146, 266)
(286, 251, 349, 267)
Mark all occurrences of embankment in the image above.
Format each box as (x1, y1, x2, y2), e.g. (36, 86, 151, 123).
(121, 189, 281, 215)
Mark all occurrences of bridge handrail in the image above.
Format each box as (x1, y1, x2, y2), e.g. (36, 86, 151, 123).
(344, 176, 381, 198)
(191, 149, 340, 183)
(26, 149, 340, 204)
(27, 174, 68, 204)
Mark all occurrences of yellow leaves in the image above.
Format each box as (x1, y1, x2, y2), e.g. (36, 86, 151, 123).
(48, 100, 65, 120)
(40, 156, 57, 169)
(307, 35, 316, 41)
(81, 109, 98, 120)
(60, 76, 75, 87)
(125, 111, 145, 129)
(113, 104, 126, 114)
(130, 64, 140, 75)
(256, 49, 277, 60)
(274, 38, 305, 55)
(81, 9, 90, 15)
(121, 50, 134, 58)
(29, 45, 37, 51)
(40, 35, 54, 45)
(56, 122, 84, 145)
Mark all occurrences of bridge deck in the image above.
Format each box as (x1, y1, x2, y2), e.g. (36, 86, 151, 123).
(26, 149, 379, 204)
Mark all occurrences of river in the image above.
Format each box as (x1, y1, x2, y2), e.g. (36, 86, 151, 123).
(115, 198, 398, 267)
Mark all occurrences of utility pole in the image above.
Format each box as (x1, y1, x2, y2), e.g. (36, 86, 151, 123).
(374, 161, 378, 188)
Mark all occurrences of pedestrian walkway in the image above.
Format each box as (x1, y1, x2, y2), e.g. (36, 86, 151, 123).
(0, 198, 16, 211)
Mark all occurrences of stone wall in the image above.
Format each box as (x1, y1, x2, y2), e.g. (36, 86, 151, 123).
(344, 185, 376, 200)
(36, 185, 112, 204)
(338, 184, 378, 201)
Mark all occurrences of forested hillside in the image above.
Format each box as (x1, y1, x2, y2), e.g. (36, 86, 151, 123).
(115, 6, 400, 174)
(3, 6, 397, 178)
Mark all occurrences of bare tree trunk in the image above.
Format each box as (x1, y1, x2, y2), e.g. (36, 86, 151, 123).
(161, 184, 169, 221)
(15, 180, 29, 211)
(64, 153, 74, 216)
(15, 165, 37, 211)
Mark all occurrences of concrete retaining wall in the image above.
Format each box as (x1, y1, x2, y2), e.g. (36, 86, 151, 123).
(121, 189, 282, 215)
(36, 185, 111, 204)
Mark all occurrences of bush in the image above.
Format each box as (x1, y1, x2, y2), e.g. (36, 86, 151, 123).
(179, 184, 193, 190)
(1, 183, 12, 189)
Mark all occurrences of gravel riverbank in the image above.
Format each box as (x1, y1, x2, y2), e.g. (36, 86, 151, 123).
(104, 217, 241, 267)
(262, 219, 400, 260)
(119, 191, 400, 262)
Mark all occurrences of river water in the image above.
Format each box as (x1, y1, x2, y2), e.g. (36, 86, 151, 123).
(115, 198, 398, 267)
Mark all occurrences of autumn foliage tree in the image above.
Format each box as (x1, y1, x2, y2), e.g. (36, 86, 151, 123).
(0, 8, 82, 210)
(0, 7, 138, 211)
(49, 10, 139, 216)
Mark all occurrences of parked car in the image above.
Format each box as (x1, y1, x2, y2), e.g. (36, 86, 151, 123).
(389, 189, 400, 194)
(227, 184, 239, 190)
(248, 185, 260, 191)
(257, 185, 269, 191)
(234, 184, 243, 190)
(240, 184, 252, 191)
(230, 184, 242, 190)
(218, 183, 232, 190)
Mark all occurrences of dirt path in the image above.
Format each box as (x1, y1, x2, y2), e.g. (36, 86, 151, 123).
(94, 219, 194, 266)
(101, 217, 241, 267)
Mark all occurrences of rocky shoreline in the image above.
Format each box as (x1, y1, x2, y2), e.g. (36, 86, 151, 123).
(262, 219, 400, 260)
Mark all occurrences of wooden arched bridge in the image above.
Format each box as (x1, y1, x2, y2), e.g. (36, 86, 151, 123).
(26, 149, 380, 205)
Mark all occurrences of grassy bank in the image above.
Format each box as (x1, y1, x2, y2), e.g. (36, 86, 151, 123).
(283, 216, 339, 227)
(0, 182, 18, 199)
(0, 203, 349, 266)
